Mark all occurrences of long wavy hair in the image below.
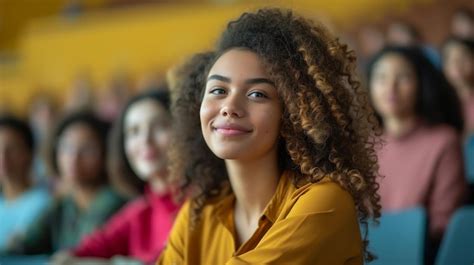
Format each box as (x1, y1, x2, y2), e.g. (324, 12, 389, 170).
(170, 8, 381, 261)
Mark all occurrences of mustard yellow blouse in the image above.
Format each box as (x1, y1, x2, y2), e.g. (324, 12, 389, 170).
(158, 171, 363, 265)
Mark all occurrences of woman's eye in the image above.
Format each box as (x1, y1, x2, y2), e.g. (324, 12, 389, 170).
(248, 91, 268, 98)
(209, 88, 226, 95)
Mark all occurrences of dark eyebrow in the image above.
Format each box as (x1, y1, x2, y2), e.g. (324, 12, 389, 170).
(207, 75, 230, 83)
(207, 75, 274, 86)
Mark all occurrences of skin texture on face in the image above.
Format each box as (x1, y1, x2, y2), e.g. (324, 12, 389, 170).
(443, 42, 474, 90)
(370, 53, 418, 121)
(200, 49, 282, 162)
(57, 123, 103, 188)
(124, 99, 170, 181)
(0, 128, 32, 183)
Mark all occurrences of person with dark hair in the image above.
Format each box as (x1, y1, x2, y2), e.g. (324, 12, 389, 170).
(53, 89, 180, 265)
(367, 46, 467, 242)
(159, 8, 381, 264)
(442, 37, 474, 135)
(386, 20, 441, 68)
(386, 20, 421, 47)
(0, 115, 51, 250)
(5, 111, 127, 255)
(451, 8, 473, 39)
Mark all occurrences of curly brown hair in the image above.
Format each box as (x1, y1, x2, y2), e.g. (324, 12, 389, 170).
(170, 8, 381, 261)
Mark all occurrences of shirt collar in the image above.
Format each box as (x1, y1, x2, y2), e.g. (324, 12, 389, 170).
(214, 170, 293, 226)
(260, 170, 293, 223)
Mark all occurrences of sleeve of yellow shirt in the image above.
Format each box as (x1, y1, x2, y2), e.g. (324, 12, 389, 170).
(226, 182, 363, 265)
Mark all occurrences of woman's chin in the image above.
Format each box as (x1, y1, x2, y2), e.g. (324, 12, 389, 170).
(135, 164, 167, 180)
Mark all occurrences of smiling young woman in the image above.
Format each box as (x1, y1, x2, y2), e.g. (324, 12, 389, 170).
(159, 8, 381, 265)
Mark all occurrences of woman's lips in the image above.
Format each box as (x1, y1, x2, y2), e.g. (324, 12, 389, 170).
(213, 123, 252, 136)
(141, 149, 159, 161)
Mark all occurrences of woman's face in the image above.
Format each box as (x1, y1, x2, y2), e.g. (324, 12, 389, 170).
(443, 42, 474, 89)
(370, 53, 418, 120)
(200, 49, 282, 161)
(57, 123, 104, 187)
(124, 99, 170, 181)
(0, 128, 32, 183)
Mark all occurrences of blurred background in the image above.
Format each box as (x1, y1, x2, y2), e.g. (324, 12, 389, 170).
(0, 0, 471, 115)
(0, 1, 473, 265)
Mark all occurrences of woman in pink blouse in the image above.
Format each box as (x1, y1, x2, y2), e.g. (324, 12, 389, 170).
(367, 46, 468, 255)
(54, 89, 181, 265)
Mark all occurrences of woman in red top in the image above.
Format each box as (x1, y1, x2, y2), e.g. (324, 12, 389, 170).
(54, 89, 180, 265)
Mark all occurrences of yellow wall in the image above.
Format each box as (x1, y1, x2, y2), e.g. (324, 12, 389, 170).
(0, 0, 433, 114)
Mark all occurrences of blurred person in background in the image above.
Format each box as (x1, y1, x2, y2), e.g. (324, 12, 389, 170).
(367, 46, 467, 261)
(386, 20, 441, 68)
(0, 116, 51, 250)
(136, 70, 166, 92)
(386, 20, 420, 47)
(451, 8, 474, 39)
(64, 73, 96, 112)
(96, 72, 133, 123)
(356, 25, 386, 73)
(53, 89, 180, 265)
(4, 112, 127, 255)
(28, 92, 58, 185)
(442, 37, 474, 136)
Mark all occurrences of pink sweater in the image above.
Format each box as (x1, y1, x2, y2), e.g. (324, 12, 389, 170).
(376, 122, 467, 239)
(73, 187, 181, 264)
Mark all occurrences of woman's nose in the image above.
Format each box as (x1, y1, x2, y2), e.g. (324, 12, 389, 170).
(220, 96, 245, 118)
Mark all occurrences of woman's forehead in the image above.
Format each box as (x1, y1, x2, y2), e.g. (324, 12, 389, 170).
(208, 49, 269, 80)
(125, 99, 167, 125)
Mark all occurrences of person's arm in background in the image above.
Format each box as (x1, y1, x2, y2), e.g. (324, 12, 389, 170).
(429, 131, 467, 241)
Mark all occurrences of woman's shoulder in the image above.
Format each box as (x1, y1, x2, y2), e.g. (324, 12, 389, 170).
(420, 123, 459, 142)
(23, 186, 51, 203)
(112, 195, 151, 218)
(287, 178, 356, 217)
(0, 186, 51, 208)
(419, 123, 461, 151)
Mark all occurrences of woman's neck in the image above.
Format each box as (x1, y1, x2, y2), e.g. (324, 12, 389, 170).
(1, 176, 31, 201)
(149, 169, 169, 196)
(73, 185, 101, 210)
(225, 150, 281, 224)
(384, 115, 418, 138)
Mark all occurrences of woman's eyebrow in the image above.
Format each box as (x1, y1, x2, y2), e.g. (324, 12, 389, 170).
(207, 74, 231, 83)
(207, 75, 274, 86)
(245, 78, 274, 86)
